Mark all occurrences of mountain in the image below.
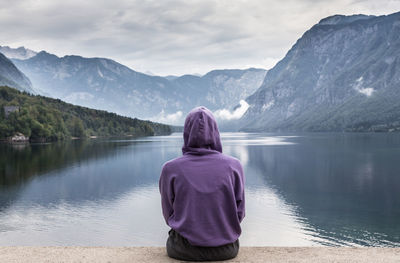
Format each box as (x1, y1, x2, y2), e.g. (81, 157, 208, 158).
(12, 51, 266, 124)
(0, 52, 35, 93)
(164, 75, 179, 81)
(172, 68, 266, 111)
(0, 46, 37, 60)
(241, 12, 400, 132)
(13, 51, 179, 119)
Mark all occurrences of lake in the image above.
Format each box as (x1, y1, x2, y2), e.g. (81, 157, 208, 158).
(0, 133, 399, 246)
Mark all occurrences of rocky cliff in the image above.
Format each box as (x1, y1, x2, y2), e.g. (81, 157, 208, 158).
(241, 12, 400, 132)
(0, 52, 34, 93)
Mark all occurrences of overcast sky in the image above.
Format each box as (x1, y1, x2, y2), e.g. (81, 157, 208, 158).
(1, 0, 400, 76)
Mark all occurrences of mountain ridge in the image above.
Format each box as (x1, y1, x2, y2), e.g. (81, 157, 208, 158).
(11, 50, 266, 124)
(0, 52, 35, 94)
(0, 46, 37, 60)
(240, 11, 400, 132)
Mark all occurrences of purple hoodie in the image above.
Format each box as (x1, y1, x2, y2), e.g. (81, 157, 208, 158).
(159, 106, 245, 247)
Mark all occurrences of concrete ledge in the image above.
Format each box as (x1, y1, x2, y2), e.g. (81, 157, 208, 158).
(0, 247, 399, 262)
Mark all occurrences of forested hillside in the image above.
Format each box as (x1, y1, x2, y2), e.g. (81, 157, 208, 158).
(0, 86, 171, 141)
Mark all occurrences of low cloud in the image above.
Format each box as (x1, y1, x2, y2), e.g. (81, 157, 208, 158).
(214, 100, 249, 121)
(354, 76, 375, 97)
(357, 87, 375, 96)
(151, 110, 183, 125)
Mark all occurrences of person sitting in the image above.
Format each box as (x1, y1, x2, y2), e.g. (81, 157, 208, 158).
(159, 106, 245, 261)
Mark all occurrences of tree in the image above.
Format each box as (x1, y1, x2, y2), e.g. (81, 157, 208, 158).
(0, 122, 13, 138)
(30, 120, 50, 139)
(68, 117, 85, 137)
(0, 86, 172, 141)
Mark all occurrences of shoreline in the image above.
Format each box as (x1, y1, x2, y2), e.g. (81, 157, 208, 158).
(1, 247, 399, 262)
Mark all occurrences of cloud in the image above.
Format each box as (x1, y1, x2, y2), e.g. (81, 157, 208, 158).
(357, 87, 375, 96)
(214, 100, 249, 121)
(353, 76, 375, 96)
(151, 110, 183, 125)
(1, 0, 400, 75)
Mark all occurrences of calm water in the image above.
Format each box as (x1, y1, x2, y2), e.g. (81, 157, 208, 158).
(0, 133, 399, 246)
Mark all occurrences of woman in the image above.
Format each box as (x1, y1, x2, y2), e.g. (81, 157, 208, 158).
(159, 106, 245, 261)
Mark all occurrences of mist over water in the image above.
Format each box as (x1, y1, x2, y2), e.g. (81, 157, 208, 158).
(0, 133, 399, 246)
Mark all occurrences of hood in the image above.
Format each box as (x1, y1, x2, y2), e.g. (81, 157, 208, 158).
(182, 106, 222, 155)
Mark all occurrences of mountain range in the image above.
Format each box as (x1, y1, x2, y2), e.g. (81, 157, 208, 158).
(2, 11, 400, 131)
(240, 12, 400, 132)
(9, 50, 265, 124)
(0, 45, 37, 60)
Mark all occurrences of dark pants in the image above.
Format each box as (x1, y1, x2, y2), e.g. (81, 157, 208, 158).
(166, 229, 239, 261)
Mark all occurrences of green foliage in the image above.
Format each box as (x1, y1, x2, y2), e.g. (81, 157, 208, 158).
(0, 86, 172, 141)
(68, 117, 85, 137)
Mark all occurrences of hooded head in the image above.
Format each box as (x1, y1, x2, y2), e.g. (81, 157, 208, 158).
(182, 106, 222, 155)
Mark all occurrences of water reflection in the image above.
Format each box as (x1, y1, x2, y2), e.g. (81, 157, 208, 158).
(0, 133, 399, 246)
(0, 186, 169, 245)
(241, 133, 400, 246)
(1, 137, 181, 206)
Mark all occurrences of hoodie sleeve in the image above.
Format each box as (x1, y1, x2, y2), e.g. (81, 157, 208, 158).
(159, 163, 175, 224)
(234, 161, 245, 222)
